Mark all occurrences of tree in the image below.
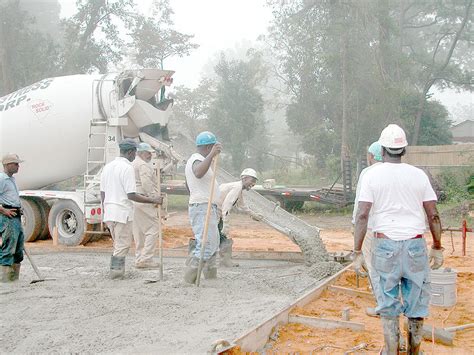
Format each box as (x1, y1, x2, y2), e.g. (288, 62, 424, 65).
(168, 80, 214, 141)
(60, 0, 136, 74)
(264, 0, 472, 168)
(401, 95, 453, 145)
(208, 53, 268, 173)
(130, 0, 198, 69)
(0, 0, 59, 95)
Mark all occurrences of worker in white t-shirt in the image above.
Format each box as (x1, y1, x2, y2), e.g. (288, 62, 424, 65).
(183, 131, 221, 284)
(100, 139, 163, 280)
(354, 124, 444, 354)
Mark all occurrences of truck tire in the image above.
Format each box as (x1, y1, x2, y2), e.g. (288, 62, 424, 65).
(48, 200, 88, 246)
(33, 198, 51, 240)
(21, 198, 43, 242)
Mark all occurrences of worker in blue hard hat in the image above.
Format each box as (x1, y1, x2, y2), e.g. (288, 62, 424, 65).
(352, 141, 383, 271)
(183, 131, 222, 283)
(351, 141, 383, 316)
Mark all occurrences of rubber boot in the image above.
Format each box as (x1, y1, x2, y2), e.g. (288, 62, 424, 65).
(12, 263, 21, 281)
(219, 239, 239, 267)
(1, 265, 14, 283)
(203, 254, 217, 279)
(184, 256, 199, 284)
(407, 317, 423, 355)
(185, 238, 197, 266)
(110, 256, 125, 280)
(381, 316, 400, 355)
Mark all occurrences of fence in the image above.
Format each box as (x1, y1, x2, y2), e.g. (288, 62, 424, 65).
(403, 144, 474, 174)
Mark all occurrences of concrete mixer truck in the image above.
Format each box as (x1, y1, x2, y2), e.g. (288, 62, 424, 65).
(0, 69, 178, 246)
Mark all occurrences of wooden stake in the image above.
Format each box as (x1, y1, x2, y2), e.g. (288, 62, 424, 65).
(158, 206, 163, 281)
(196, 156, 219, 287)
(52, 226, 59, 247)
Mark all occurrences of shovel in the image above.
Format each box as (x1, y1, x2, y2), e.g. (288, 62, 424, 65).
(24, 247, 56, 284)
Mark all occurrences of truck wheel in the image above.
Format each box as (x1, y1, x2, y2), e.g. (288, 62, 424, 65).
(21, 198, 43, 242)
(33, 198, 51, 240)
(48, 200, 87, 246)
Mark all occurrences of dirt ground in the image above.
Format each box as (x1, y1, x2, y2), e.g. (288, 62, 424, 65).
(265, 230, 474, 354)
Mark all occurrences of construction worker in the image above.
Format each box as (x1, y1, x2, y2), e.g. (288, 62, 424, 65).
(217, 168, 263, 267)
(184, 131, 221, 284)
(352, 142, 383, 281)
(100, 138, 162, 280)
(354, 124, 443, 354)
(132, 142, 161, 269)
(0, 154, 25, 282)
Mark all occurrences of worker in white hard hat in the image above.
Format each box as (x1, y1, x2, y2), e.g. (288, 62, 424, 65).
(354, 124, 443, 354)
(217, 168, 263, 267)
(351, 141, 383, 313)
(132, 142, 161, 269)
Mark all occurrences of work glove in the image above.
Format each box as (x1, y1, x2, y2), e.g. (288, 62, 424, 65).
(352, 251, 368, 277)
(250, 212, 263, 222)
(429, 247, 444, 270)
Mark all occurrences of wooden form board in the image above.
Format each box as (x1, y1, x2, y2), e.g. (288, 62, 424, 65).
(227, 263, 353, 352)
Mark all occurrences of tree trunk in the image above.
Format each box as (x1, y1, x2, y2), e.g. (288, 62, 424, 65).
(412, 0, 472, 145)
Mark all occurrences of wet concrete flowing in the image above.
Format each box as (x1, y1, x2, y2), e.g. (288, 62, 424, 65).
(0, 252, 319, 354)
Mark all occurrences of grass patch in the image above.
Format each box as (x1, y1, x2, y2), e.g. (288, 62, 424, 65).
(166, 195, 189, 211)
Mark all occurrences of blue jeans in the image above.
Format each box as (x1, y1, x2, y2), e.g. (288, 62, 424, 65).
(372, 237, 430, 318)
(189, 204, 219, 261)
(0, 215, 24, 266)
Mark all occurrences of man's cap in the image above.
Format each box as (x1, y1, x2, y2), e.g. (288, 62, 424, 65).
(118, 138, 138, 150)
(137, 142, 154, 152)
(241, 168, 258, 180)
(367, 142, 383, 162)
(2, 154, 24, 165)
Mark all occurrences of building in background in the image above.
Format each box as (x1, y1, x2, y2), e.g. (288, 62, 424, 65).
(451, 120, 474, 144)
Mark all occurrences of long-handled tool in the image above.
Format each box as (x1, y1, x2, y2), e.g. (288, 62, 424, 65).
(157, 204, 164, 281)
(196, 156, 219, 287)
(24, 247, 56, 284)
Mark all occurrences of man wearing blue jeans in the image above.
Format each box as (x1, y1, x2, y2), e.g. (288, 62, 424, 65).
(354, 124, 444, 355)
(184, 131, 221, 283)
(0, 154, 25, 282)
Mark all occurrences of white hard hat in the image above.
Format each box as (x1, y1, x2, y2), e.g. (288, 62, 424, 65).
(240, 168, 258, 180)
(379, 124, 408, 150)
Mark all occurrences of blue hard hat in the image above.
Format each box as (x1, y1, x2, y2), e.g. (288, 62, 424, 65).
(196, 131, 217, 146)
(368, 141, 383, 162)
(137, 142, 154, 152)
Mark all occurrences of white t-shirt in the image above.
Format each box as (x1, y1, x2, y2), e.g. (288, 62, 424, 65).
(358, 163, 437, 241)
(185, 153, 219, 205)
(100, 157, 137, 223)
(352, 162, 382, 227)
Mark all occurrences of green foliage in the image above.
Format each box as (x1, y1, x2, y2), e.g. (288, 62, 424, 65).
(60, 0, 136, 74)
(208, 53, 268, 174)
(0, 1, 60, 95)
(265, 0, 472, 163)
(401, 95, 453, 146)
(437, 168, 472, 203)
(130, 0, 198, 68)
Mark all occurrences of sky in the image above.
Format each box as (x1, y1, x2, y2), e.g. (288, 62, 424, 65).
(58, 0, 471, 120)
